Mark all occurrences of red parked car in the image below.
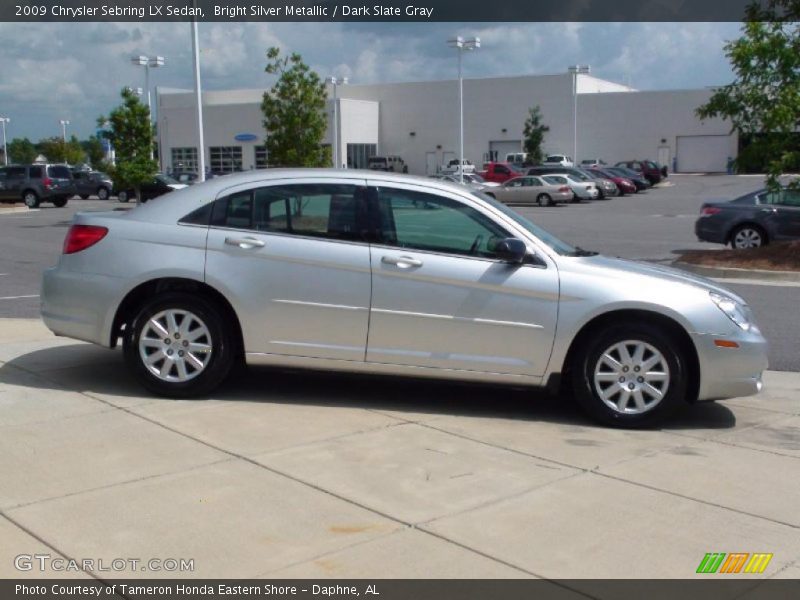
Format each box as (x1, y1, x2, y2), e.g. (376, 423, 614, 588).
(615, 160, 664, 185)
(587, 168, 637, 195)
(477, 162, 524, 183)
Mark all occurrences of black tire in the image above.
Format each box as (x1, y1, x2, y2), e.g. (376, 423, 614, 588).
(52, 197, 69, 208)
(571, 323, 687, 428)
(536, 193, 551, 207)
(571, 192, 581, 204)
(79, 194, 90, 200)
(97, 187, 109, 200)
(118, 190, 129, 203)
(23, 190, 40, 208)
(123, 292, 235, 398)
(730, 224, 767, 249)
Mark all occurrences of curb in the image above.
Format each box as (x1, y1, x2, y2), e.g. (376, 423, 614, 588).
(0, 206, 32, 215)
(673, 261, 800, 283)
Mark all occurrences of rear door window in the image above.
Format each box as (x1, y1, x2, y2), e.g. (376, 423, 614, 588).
(28, 166, 43, 178)
(47, 166, 72, 179)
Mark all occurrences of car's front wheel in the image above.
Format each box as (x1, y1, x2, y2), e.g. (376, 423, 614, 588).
(123, 293, 235, 398)
(571, 324, 686, 427)
(118, 190, 129, 203)
(97, 187, 109, 200)
(731, 225, 766, 249)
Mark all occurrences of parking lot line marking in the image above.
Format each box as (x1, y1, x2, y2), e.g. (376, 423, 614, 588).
(0, 294, 39, 300)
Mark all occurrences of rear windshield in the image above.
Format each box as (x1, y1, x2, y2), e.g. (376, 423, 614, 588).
(47, 166, 72, 179)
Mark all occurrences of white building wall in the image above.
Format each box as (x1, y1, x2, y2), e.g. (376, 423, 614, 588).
(158, 74, 734, 176)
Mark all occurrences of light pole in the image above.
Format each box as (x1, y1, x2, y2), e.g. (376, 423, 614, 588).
(568, 65, 590, 164)
(131, 55, 165, 161)
(59, 119, 70, 143)
(0, 117, 9, 165)
(326, 76, 348, 169)
(447, 36, 480, 183)
(191, 10, 206, 181)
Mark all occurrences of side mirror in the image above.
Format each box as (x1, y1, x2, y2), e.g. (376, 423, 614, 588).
(492, 238, 528, 264)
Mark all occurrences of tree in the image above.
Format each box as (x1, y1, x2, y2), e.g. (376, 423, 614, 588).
(7, 138, 37, 164)
(98, 88, 158, 203)
(697, 0, 800, 189)
(522, 106, 550, 165)
(260, 47, 330, 168)
(82, 137, 106, 167)
(36, 136, 85, 164)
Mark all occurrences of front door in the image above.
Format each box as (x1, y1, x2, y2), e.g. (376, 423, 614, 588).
(205, 178, 373, 362)
(365, 181, 560, 376)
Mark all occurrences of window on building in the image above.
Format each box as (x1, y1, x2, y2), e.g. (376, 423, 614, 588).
(171, 147, 198, 172)
(255, 146, 268, 169)
(346, 143, 377, 169)
(209, 146, 243, 173)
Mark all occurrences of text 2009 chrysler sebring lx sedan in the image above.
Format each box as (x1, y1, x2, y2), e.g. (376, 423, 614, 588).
(42, 170, 768, 427)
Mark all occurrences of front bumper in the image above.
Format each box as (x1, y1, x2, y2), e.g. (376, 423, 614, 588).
(693, 328, 769, 401)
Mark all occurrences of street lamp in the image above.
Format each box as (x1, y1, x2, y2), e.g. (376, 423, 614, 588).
(190, 10, 206, 181)
(568, 64, 590, 164)
(59, 119, 70, 143)
(0, 117, 9, 166)
(130, 55, 165, 119)
(447, 36, 480, 183)
(326, 76, 348, 169)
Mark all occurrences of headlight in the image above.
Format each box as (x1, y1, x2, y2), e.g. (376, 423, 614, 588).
(710, 292, 753, 331)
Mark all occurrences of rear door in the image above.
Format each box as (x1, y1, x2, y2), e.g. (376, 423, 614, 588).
(46, 165, 74, 196)
(205, 177, 373, 361)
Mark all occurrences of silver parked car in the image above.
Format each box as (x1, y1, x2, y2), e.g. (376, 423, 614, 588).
(484, 176, 573, 206)
(42, 170, 767, 427)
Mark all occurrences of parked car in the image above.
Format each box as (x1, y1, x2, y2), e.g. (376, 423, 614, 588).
(171, 172, 200, 185)
(442, 158, 476, 174)
(615, 160, 663, 185)
(542, 174, 599, 202)
(0, 164, 75, 208)
(114, 174, 188, 203)
(696, 187, 800, 248)
(604, 167, 651, 192)
(41, 169, 768, 428)
(580, 159, 607, 168)
(587, 168, 637, 196)
(431, 173, 499, 191)
(72, 170, 113, 200)
(368, 156, 408, 173)
(505, 152, 529, 167)
(483, 175, 573, 206)
(528, 166, 619, 199)
(542, 154, 574, 168)
(478, 162, 523, 184)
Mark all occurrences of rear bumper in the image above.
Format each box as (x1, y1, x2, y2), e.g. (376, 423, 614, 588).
(693, 329, 769, 401)
(695, 220, 728, 244)
(41, 267, 121, 347)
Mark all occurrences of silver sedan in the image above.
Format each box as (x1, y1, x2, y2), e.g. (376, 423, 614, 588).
(484, 176, 573, 206)
(41, 170, 768, 427)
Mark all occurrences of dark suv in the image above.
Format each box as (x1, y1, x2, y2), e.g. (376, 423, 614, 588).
(0, 164, 75, 208)
(72, 170, 113, 200)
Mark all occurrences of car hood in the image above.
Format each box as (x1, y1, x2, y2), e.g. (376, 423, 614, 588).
(574, 255, 746, 303)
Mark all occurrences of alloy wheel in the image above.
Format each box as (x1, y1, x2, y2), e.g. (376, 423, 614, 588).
(138, 309, 213, 383)
(733, 228, 762, 249)
(593, 340, 670, 415)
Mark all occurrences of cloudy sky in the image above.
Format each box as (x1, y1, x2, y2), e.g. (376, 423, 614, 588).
(0, 21, 743, 142)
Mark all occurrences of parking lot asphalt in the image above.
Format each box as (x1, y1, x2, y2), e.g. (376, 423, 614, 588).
(0, 318, 798, 583)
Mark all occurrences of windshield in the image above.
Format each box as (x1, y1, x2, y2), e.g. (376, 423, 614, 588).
(473, 191, 579, 255)
(156, 174, 179, 185)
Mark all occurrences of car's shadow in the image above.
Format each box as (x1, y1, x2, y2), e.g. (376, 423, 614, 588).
(1, 343, 739, 431)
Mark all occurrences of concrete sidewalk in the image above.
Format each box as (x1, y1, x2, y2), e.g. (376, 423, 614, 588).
(0, 318, 798, 584)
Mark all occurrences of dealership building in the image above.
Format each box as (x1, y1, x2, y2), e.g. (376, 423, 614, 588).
(156, 72, 736, 176)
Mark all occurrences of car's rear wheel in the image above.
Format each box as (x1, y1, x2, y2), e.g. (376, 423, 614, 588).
(118, 190, 129, 203)
(731, 225, 766, 249)
(536, 193, 551, 207)
(52, 197, 68, 208)
(123, 293, 235, 398)
(571, 324, 686, 427)
(23, 190, 40, 208)
(571, 192, 581, 203)
(79, 194, 90, 200)
(97, 187, 109, 200)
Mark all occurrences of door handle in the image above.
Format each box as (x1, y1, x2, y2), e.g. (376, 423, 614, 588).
(225, 236, 265, 249)
(760, 208, 777, 213)
(382, 255, 423, 268)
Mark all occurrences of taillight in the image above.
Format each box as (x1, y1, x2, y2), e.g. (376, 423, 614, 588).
(559, 186, 570, 192)
(63, 225, 108, 254)
(700, 207, 722, 217)
(43, 177, 53, 190)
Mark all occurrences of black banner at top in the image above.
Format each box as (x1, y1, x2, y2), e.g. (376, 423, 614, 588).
(0, 0, 774, 22)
